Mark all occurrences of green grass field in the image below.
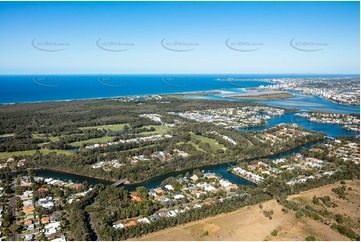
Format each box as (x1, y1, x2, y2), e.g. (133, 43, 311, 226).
(177, 141, 204, 152)
(79, 123, 130, 131)
(0, 149, 71, 159)
(69, 136, 114, 146)
(190, 132, 227, 151)
(32, 133, 60, 142)
(142, 125, 171, 135)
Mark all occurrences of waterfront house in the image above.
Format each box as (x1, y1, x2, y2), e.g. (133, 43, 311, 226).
(71, 183, 83, 190)
(131, 196, 142, 202)
(203, 173, 217, 179)
(154, 188, 164, 195)
(190, 174, 199, 181)
(164, 184, 174, 191)
(148, 189, 157, 197)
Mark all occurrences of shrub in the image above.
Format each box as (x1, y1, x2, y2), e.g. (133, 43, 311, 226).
(295, 211, 303, 219)
(331, 224, 357, 239)
(281, 207, 288, 214)
(271, 230, 278, 236)
(306, 235, 316, 241)
(263, 210, 274, 220)
(312, 196, 320, 205)
(332, 186, 347, 199)
(335, 214, 344, 224)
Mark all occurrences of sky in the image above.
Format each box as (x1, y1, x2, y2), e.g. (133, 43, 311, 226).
(0, 1, 359, 74)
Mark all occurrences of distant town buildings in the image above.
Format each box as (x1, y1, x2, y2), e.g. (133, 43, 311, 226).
(258, 77, 360, 105)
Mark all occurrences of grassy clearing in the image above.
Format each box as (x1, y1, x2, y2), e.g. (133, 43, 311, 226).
(0, 133, 14, 138)
(79, 123, 130, 131)
(0, 149, 71, 159)
(142, 125, 171, 135)
(177, 141, 204, 152)
(32, 133, 60, 142)
(69, 136, 114, 146)
(190, 132, 226, 151)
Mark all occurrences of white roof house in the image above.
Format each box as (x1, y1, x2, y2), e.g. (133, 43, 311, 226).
(137, 218, 151, 224)
(112, 223, 125, 229)
(37, 197, 54, 209)
(44, 222, 60, 236)
(164, 184, 174, 191)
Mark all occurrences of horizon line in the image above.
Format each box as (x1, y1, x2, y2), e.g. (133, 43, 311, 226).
(0, 73, 360, 76)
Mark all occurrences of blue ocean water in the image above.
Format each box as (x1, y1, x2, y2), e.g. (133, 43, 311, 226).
(0, 74, 358, 105)
(0, 74, 269, 104)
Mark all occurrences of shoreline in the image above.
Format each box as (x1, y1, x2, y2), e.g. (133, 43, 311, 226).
(227, 91, 294, 100)
(228, 169, 259, 185)
(0, 89, 223, 105)
(9, 167, 116, 184)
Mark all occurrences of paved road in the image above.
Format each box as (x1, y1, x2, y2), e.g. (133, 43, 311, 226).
(9, 180, 17, 241)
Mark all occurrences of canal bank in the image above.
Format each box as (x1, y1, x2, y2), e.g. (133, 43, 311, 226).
(18, 139, 326, 191)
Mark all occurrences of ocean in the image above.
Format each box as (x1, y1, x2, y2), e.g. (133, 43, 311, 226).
(0, 74, 358, 105)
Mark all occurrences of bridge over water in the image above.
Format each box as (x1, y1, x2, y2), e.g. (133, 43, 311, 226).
(112, 178, 128, 187)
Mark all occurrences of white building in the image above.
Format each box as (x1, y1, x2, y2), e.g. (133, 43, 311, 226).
(44, 222, 60, 236)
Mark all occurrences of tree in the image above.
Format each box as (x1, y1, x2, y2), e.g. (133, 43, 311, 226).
(136, 186, 148, 199)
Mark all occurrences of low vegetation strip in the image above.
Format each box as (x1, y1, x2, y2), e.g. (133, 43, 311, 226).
(0, 149, 71, 159)
(229, 92, 293, 100)
(79, 123, 130, 131)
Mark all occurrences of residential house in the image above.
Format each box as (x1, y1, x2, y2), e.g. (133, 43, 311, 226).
(124, 221, 137, 228)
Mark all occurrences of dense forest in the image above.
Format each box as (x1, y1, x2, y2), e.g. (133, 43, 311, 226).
(0, 96, 324, 183)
